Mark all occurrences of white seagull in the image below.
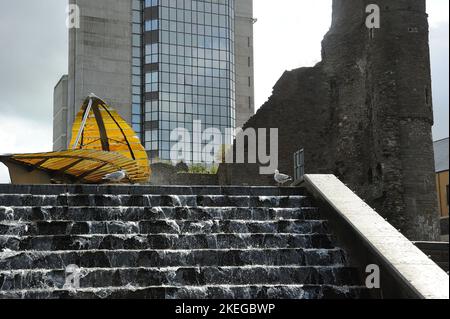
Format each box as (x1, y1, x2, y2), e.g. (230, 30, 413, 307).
(274, 170, 293, 186)
(102, 170, 127, 183)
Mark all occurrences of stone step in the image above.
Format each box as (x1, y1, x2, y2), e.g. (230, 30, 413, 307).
(0, 185, 306, 196)
(0, 285, 370, 299)
(0, 206, 319, 222)
(0, 248, 346, 270)
(0, 195, 311, 208)
(0, 220, 329, 236)
(0, 184, 372, 299)
(0, 233, 334, 251)
(0, 266, 361, 291)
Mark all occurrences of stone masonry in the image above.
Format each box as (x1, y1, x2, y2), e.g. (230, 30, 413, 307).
(219, 0, 440, 241)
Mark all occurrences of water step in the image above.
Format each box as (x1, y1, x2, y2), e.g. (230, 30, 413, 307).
(0, 248, 346, 269)
(0, 185, 307, 196)
(0, 220, 329, 236)
(0, 285, 371, 299)
(0, 207, 319, 222)
(0, 184, 371, 299)
(0, 195, 311, 208)
(0, 266, 361, 290)
(0, 233, 335, 251)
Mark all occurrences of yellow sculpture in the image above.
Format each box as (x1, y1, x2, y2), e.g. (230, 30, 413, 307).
(0, 94, 150, 184)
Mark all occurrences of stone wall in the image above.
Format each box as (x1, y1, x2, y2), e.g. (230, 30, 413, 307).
(219, 0, 440, 241)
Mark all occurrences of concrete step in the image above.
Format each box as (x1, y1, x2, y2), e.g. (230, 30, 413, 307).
(0, 220, 329, 236)
(0, 233, 335, 251)
(0, 248, 347, 270)
(0, 206, 319, 222)
(0, 284, 371, 299)
(0, 266, 362, 290)
(0, 194, 311, 208)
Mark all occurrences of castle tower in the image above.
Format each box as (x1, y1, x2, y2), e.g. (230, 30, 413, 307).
(322, 0, 440, 240)
(367, 0, 438, 240)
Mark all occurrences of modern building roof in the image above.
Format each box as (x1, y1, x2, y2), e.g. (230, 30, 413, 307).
(434, 138, 449, 173)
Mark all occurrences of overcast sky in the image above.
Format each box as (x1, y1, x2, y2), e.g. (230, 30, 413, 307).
(0, 0, 448, 183)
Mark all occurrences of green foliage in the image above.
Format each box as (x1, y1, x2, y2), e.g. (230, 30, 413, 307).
(187, 164, 218, 175)
(152, 158, 219, 175)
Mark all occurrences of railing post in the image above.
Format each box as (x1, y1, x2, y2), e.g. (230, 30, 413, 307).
(293, 149, 305, 184)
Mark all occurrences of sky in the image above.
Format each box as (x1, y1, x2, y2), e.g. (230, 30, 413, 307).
(0, 0, 448, 183)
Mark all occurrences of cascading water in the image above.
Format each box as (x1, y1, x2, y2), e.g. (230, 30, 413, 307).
(0, 207, 15, 222)
(0, 186, 371, 299)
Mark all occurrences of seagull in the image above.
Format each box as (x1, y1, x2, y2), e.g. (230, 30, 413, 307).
(102, 170, 127, 183)
(274, 170, 293, 186)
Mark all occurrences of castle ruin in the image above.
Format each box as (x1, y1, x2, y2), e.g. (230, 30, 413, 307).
(219, 0, 440, 241)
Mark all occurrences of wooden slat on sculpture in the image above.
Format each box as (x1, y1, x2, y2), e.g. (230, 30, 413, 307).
(0, 95, 150, 184)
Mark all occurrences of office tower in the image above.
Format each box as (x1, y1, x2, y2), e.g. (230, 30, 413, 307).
(54, 0, 255, 164)
(53, 75, 69, 151)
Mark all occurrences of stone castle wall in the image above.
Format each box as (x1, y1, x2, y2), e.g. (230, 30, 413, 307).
(219, 0, 440, 241)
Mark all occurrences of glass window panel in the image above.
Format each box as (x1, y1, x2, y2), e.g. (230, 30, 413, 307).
(132, 104, 141, 114)
(132, 47, 141, 58)
(132, 11, 141, 23)
(132, 75, 141, 86)
(132, 24, 141, 34)
(132, 115, 141, 123)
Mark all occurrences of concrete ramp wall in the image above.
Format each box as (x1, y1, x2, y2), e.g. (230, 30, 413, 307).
(303, 175, 449, 299)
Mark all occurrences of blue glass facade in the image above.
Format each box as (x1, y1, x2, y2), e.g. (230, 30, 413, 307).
(135, 0, 236, 163)
(132, 0, 143, 135)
